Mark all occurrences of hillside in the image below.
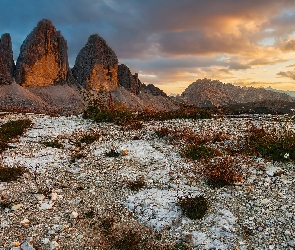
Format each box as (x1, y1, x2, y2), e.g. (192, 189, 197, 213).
(181, 79, 294, 107)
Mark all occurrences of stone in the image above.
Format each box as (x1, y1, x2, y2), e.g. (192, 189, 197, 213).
(0, 33, 14, 84)
(118, 64, 141, 95)
(72, 34, 118, 91)
(15, 19, 73, 87)
(20, 218, 30, 227)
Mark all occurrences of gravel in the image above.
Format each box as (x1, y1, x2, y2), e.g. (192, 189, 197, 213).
(0, 113, 294, 249)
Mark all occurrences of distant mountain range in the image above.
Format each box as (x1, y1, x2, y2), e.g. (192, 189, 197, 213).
(179, 79, 294, 107)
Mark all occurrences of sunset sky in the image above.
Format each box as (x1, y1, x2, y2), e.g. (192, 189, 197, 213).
(2, 0, 295, 94)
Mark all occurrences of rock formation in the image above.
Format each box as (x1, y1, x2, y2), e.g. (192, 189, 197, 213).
(15, 19, 72, 87)
(0, 33, 14, 84)
(141, 83, 167, 97)
(118, 64, 141, 95)
(72, 34, 118, 91)
(181, 78, 294, 107)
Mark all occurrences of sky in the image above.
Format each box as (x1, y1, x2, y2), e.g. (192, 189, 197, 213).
(2, 0, 295, 94)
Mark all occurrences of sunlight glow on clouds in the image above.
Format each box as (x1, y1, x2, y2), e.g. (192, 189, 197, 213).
(1, 0, 295, 94)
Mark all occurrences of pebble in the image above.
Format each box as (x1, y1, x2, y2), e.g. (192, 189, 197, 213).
(0, 114, 294, 250)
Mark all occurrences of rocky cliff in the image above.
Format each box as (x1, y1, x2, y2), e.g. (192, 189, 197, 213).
(15, 19, 72, 87)
(182, 79, 294, 107)
(0, 33, 14, 85)
(72, 34, 118, 91)
(118, 64, 140, 95)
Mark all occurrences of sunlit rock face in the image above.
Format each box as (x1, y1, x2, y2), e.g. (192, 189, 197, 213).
(15, 19, 72, 87)
(118, 64, 141, 95)
(72, 34, 118, 91)
(0, 33, 14, 85)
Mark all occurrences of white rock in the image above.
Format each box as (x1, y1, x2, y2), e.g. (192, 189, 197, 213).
(39, 201, 54, 210)
(34, 193, 46, 201)
(11, 204, 23, 211)
(20, 218, 30, 227)
(71, 211, 79, 218)
(50, 241, 59, 250)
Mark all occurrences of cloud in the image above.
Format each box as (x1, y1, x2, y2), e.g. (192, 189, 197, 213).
(277, 70, 295, 80)
(1, 0, 295, 92)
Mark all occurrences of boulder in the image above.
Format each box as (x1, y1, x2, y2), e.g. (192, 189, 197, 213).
(72, 34, 118, 91)
(15, 19, 73, 87)
(0, 33, 14, 84)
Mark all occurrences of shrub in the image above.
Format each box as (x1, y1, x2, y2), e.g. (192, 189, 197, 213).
(42, 140, 63, 148)
(0, 119, 32, 142)
(246, 125, 295, 162)
(0, 119, 32, 152)
(126, 176, 146, 191)
(105, 149, 121, 157)
(181, 145, 220, 161)
(177, 195, 208, 220)
(79, 133, 101, 144)
(155, 127, 171, 138)
(203, 156, 243, 188)
(0, 166, 26, 182)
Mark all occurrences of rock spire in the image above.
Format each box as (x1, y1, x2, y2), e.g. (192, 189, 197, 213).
(0, 33, 14, 84)
(72, 34, 118, 91)
(15, 19, 72, 87)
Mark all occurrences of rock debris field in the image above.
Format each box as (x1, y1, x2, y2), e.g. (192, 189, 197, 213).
(0, 113, 294, 250)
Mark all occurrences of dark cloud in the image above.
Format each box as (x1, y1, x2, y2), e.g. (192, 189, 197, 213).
(1, 0, 295, 92)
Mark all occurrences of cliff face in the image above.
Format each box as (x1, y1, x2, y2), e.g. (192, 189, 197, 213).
(0, 33, 14, 85)
(15, 19, 72, 87)
(182, 79, 294, 107)
(118, 64, 141, 95)
(72, 34, 118, 91)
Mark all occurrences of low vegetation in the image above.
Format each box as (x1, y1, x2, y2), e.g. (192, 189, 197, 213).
(42, 139, 63, 148)
(126, 176, 146, 191)
(246, 125, 295, 162)
(181, 145, 220, 161)
(0, 119, 32, 152)
(83, 96, 212, 129)
(202, 156, 244, 188)
(177, 195, 208, 220)
(0, 165, 26, 182)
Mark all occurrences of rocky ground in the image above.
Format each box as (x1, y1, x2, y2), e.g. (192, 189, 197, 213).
(0, 113, 294, 250)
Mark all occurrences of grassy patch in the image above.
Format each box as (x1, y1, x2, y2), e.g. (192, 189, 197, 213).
(246, 125, 295, 162)
(178, 195, 208, 220)
(0, 166, 26, 182)
(181, 145, 220, 161)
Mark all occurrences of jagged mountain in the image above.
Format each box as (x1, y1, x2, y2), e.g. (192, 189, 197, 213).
(15, 19, 73, 87)
(72, 34, 118, 91)
(181, 79, 294, 107)
(0, 19, 177, 114)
